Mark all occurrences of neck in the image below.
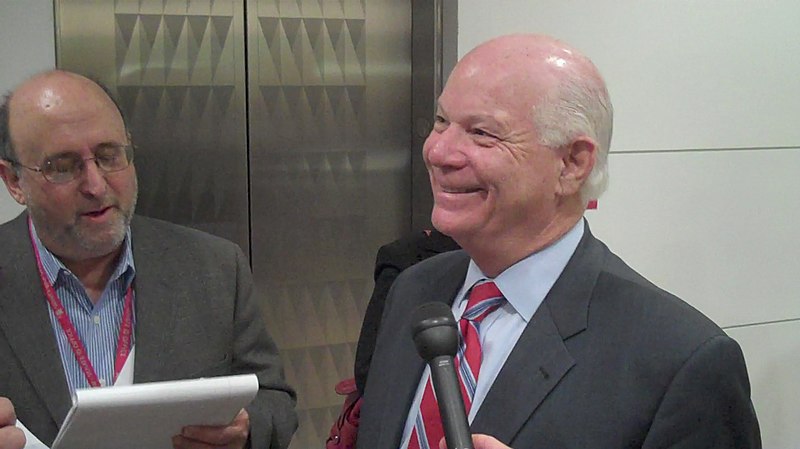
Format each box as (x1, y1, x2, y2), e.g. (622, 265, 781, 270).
(60, 246, 123, 304)
(463, 213, 582, 278)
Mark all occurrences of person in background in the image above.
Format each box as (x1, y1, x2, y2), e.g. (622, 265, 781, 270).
(356, 34, 760, 449)
(0, 398, 25, 449)
(327, 230, 459, 449)
(354, 229, 460, 394)
(0, 70, 297, 449)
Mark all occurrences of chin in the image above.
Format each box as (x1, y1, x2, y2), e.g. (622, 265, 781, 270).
(78, 238, 125, 259)
(72, 225, 127, 258)
(431, 213, 469, 242)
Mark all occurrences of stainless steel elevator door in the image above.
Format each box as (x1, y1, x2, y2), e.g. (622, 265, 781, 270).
(246, 2, 411, 447)
(56, 0, 251, 253)
(56, 1, 414, 448)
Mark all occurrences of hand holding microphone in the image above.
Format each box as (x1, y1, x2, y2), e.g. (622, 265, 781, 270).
(438, 434, 510, 449)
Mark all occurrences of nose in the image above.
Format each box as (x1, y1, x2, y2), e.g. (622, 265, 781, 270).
(423, 126, 468, 169)
(77, 159, 109, 197)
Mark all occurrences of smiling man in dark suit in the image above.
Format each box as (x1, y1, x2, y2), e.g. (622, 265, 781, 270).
(356, 34, 761, 449)
(0, 70, 296, 449)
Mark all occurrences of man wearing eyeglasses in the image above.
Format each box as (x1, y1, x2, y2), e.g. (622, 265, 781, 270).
(0, 71, 297, 449)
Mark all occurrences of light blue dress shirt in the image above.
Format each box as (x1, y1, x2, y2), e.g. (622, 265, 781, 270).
(400, 220, 585, 448)
(31, 222, 136, 394)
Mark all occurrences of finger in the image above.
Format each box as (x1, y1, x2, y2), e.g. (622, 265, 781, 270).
(472, 434, 507, 449)
(0, 398, 16, 427)
(0, 426, 26, 449)
(172, 434, 215, 449)
(180, 409, 249, 448)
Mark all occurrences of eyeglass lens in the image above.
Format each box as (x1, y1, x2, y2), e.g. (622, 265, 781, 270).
(42, 145, 132, 183)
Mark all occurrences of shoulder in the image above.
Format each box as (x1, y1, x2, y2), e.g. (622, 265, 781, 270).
(0, 213, 32, 261)
(130, 215, 244, 263)
(132, 215, 237, 247)
(375, 230, 460, 272)
(379, 249, 470, 317)
(394, 248, 469, 282)
(584, 235, 726, 356)
(0, 213, 27, 237)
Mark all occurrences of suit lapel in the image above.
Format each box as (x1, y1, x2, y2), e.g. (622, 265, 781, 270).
(0, 214, 72, 428)
(128, 216, 179, 382)
(471, 224, 605, 444)
(470, 303, 575, 440)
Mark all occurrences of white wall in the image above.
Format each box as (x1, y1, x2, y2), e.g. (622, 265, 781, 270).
(0, 0, 55, 223)
(459, 1, 798, 447)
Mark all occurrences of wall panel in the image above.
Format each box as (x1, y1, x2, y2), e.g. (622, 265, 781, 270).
(0, 0, 55, 223)
(586, 149, 800, 327)
(245, 1, 412, 448)
(56, 0, 250, 252)
(458, 0, 800, 152)
(727, 321, 800, 448)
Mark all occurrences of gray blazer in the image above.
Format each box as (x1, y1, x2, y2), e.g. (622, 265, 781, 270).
(357, 225, 761, 449)
(0, 213, 297, 448)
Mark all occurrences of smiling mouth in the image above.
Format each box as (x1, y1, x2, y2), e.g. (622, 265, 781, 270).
(441, 187, 482, 194)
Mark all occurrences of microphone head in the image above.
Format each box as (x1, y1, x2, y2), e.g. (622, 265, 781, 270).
(410, 302, 459, 361)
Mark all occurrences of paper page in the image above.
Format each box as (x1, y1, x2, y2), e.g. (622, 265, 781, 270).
(51, 374, 258, 449)
(15, 420, 49, 449)
(113, 345, 134, 386)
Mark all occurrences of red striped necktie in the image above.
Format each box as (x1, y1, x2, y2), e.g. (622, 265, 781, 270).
(407, 281, 504, 449)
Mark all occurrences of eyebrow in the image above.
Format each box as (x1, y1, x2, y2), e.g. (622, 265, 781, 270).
(42, 142, 126, 159)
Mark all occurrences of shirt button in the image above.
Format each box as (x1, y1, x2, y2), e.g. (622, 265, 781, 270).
(99, 378, 107, 386)
(93, 315, 101, 325)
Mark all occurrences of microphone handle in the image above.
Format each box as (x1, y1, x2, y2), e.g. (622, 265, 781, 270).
(429, 355, 474, 449)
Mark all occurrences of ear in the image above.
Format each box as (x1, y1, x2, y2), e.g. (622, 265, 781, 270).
(0, 160, 27, 205)
(557, 137, 596, 197)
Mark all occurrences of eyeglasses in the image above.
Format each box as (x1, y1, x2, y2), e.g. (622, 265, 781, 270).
(5, 144, 134, 184)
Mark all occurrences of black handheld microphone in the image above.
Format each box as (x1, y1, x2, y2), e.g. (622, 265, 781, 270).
(411, 302, 474, 449)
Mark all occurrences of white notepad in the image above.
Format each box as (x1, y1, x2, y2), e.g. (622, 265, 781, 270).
(51, 374, 259, 449)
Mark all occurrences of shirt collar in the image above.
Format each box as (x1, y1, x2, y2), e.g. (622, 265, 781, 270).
(30, 220, 136, 289)
(459, 219, 585, 323)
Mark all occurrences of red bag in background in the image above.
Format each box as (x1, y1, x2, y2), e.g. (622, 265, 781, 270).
(326, 378, 362, 449)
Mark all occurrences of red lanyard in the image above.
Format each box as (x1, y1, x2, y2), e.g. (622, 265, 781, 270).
(28, 218, 134, 387)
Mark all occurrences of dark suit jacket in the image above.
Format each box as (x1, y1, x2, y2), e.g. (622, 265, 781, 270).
(357, 225, 761, 449)
(354, 230, 460, 394)
(0, 213, 297, 448)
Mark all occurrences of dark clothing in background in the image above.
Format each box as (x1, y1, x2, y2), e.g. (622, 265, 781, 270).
(354, 230, 460, 394)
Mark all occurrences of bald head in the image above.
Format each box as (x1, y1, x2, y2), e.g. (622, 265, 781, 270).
(0, 70, 127, 164)
(452, 34, 613, 202)
(460, 34, 601, 78)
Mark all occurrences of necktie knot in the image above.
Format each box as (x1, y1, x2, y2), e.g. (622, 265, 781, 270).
(463, 281, 504, 324)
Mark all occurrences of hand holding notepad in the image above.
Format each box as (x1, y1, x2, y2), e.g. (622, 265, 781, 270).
(50, 374, 258, 449)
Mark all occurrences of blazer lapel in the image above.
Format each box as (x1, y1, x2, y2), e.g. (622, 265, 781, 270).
(471, 224, 604, 444)
(128, 216, 179, 383)
(470, 303, 575, 441)
(0, 214, 72, 429)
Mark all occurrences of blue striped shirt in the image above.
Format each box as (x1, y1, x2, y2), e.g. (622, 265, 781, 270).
(31, 223, 136, 394)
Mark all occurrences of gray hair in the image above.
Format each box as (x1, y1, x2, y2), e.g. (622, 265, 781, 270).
(533, 67, 613, 203)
